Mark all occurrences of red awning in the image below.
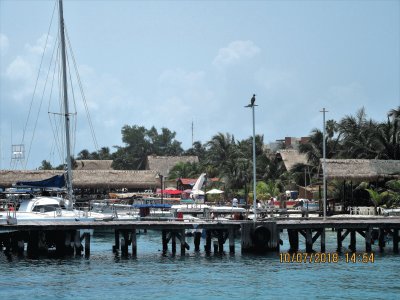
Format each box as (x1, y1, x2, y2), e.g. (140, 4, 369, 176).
(156, 188, 182, 195)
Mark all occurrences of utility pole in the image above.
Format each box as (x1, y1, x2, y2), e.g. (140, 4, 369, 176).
(320, 108, 328, 220)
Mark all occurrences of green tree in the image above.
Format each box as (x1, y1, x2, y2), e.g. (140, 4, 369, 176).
(365, 188, 389, 215)
(385, 179, 400, 208)
(168, 162, 200, 179)
(205, 133, 239, 189)
(77, 149, 90, 160)
(112, 125, 183, 170)
(184, 141, 207, 161)
(39, 160, 53, 170)
(338, 108, 380, 159)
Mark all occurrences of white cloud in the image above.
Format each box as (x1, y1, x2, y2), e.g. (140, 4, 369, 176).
(6, 56, 33, 81)
(158, 68, 205, 87)
(213, 40, 260, 67)
(326, 82, 367, 107)
(25, 34, 54, 55)
(255, 68, 294, 91)
(0, 33, 9, 54)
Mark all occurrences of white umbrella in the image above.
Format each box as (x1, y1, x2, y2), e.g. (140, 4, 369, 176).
(206, 189, 224, 194)
(191, 190, 205, 195)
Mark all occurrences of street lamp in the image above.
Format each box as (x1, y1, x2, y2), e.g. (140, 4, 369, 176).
(320, 108, 328, 220)
(245, 94, 258, 222)
(156, 173, 164, 204)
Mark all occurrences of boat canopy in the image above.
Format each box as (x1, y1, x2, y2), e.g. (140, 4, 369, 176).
(132, 204, 172, 209)
(15, 174, 66, 188)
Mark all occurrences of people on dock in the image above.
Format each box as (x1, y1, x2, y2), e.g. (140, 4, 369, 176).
(232, 196, 238, 207)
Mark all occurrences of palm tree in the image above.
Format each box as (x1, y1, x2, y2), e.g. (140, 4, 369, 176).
(338, 108, 380, 159)
(206, 133, 239, 188)
(373, 107, 400, 160)
(385, 179, 400, 208)
(365, 188, 389, 215)
(168, 162, 200, 179)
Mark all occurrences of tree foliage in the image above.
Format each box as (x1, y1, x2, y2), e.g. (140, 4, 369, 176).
(39, 106, 399, 208)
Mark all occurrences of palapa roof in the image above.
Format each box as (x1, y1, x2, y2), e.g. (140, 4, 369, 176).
(277, 149, 308, 171)
(146, 155, 198, 176)
(0, 170, 159, 189)
(322, 159, 400, 181)
(74, 160, 113, 170)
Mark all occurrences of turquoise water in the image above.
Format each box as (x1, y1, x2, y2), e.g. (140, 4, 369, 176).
(1, 230, 399, 300)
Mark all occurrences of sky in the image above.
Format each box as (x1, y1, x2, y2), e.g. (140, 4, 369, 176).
(0, 0, 399, 170)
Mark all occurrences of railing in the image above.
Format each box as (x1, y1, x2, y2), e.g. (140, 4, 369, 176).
(349, 206, 376, 215)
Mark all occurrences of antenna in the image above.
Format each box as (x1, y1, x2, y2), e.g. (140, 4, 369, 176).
(191, 120, 194, 147)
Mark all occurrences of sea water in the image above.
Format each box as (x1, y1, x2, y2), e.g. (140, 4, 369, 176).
(0, 230, 399, 300)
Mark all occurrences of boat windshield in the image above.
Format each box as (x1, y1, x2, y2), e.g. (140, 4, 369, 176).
(32, 204, 60, 212)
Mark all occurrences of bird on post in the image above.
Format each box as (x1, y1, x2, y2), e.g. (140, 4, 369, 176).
(245, 94, 256, 107)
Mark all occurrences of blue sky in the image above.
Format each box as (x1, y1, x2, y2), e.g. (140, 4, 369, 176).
(1, 0, 399, 170)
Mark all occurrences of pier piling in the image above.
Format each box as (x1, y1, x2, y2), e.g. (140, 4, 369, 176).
(131, 228, 137, 256)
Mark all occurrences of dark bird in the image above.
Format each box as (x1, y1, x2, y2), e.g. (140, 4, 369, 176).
(250, 94, 256, 106)
(245, 94, 256, 107)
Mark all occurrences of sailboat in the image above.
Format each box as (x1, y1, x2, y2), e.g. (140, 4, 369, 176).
(3, 0, 103, 224)
(190, 173, 206, 203)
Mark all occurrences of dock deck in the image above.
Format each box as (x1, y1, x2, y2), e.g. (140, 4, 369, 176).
(1, 217, 399, 258)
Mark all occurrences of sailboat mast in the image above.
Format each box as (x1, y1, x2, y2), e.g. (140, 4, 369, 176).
(59, 0, 74, 209)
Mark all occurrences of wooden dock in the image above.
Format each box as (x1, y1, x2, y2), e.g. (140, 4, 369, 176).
(0, 217, 399, 258)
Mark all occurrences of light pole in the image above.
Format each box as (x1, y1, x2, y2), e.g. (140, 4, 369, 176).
(320, 108, 328, 220)
(157, 173, 164, 204)
(245, 94, 257, 222)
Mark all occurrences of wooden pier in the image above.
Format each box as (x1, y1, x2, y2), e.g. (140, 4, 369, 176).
(0, 217, 399, 258)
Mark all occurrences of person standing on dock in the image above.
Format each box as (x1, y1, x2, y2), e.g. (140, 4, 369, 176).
(232, 196, 238, 207)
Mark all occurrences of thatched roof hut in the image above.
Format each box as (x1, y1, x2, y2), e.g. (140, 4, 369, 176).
(322, 159, 400, 181)
(277, 149, 308, 171)
(75, 160, 113, 170)
(0, 170, 159, 189)
(146, 155, 198, 176)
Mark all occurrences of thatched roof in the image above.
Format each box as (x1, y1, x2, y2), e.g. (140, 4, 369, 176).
(74, 160, 113, 170)
(277, 149, 308, 171)
(146, 155, 198, 176)
(0, 170, 159, 189)
(322, 159, 400, 181)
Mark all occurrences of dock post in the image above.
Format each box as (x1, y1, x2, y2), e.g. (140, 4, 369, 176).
(194, 232, 201, 252)
(365, 226, 372, 252)
(349, 230, 356, 252)
(27, 230, 39, 258)
(131, 228, 137, 256)
(65, 231, 74, 255)
(113, 230, 120, 253)
(305, 229, 313, 253)
(180, 230, 186, 256)
(171, 232, 176, 254)
(213, 240, 218, 253)
(3, 234, 11, 255)
(122, 230, 129, 256)
(336, 229, 342, 253)
(10, 233, 18, 254)
(218, 230, 224, 254)
(288, 229, 299, 253)
(321, 228, 326, 253)
(393, 229, 399, 254)
(17, 239, 25, 255)
(162, 230, 168, 254)
(229, 228, 235, 254)
(205, 230, 211, 254)
(84, 232, 90, 258)
(378, 228, 385, 253)
(55, 231, 65, 256)
(74, 230, 82, 256)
